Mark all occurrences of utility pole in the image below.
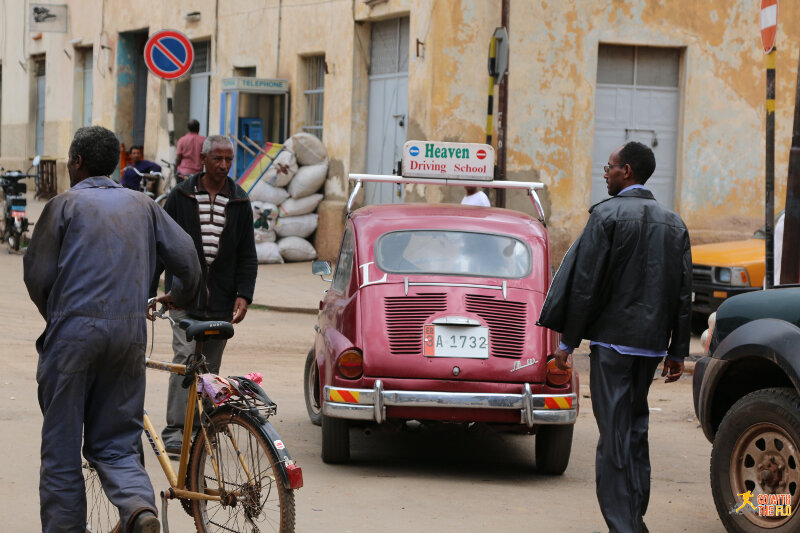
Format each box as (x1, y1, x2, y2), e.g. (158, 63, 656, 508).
(781, 45, 800, 283)
(765, 49, 776, 288)
(496, 0, 510, 207)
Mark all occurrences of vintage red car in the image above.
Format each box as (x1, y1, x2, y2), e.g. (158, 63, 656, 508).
(305, 173, 578, 474)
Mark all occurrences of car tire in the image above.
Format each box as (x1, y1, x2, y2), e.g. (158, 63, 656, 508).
(304, 348, 322, 426)
(321, 414, 350, 464)
(535, 424, 573, 475)
(710, 388, 800, 533)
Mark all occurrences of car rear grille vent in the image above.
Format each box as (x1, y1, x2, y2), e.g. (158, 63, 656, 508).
(692, 265, 712, 283)
(465, 294, 527, 358)
(385, 293, 447, 355)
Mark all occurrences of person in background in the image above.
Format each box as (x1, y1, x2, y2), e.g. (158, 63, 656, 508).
(461, 186, 491, 207)
(24, 126, 200, 533)
(153, 135, 257, 455)
(121, 145, 162, 192)
(537, 141, 691, 533)
(175, 119, 206, 180)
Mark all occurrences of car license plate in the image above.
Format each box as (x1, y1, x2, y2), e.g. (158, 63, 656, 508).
(422, 324, 489, 358)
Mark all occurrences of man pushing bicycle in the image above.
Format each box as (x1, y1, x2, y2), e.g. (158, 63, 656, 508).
(24, 126, 201, 533)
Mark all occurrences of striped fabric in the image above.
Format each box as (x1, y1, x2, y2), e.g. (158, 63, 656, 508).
(195, 192, 228, 264)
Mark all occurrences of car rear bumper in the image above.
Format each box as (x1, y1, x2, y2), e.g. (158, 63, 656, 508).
(322, 381, 577, 427)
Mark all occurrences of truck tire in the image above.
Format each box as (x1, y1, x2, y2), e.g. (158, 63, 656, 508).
(321, 414, 350, 464)
(304, 348, 322, 426)
(535, 424, 573, 475)
(711, 388, 800, 533)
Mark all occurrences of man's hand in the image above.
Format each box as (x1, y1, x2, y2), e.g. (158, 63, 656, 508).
(146, 292, 178, 321)
(552, 348, 572, 371)
(232, 297, 249, 324)
(662, 358, 684, 383)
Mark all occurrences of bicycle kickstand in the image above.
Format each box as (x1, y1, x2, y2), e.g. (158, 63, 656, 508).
(160, 490, 171, 533)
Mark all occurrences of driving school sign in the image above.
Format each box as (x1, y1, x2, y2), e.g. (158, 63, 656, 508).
(144, 30, 194, 80)
(402, 141, 495, 180)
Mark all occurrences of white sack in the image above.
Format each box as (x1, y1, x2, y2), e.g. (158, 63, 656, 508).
(251, 201, 279, 221)
(250, 180, 290, 205)
(275, 213, 319, 239)
(254, 227, 276, 243)
(262, 150, 298, 188)
(256, 241, 284, 264)
(285, 132, 328, 166)
(288, 162, 328, 199)
(279, 194, 323, 217)
(277, 236, 317, 262)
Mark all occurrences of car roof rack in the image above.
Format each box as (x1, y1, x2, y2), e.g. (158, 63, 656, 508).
(347, 173, 546, 223)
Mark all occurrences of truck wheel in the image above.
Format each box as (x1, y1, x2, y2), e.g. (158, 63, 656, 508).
(304, 348, 322, 426)
(321, 414, 350, 464)
(535, 424, 573, 475)
(711, 388, 800, 533)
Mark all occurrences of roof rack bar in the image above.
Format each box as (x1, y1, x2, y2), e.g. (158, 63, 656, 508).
(346, 173, 547, 225)
(348, 173, 543, 190)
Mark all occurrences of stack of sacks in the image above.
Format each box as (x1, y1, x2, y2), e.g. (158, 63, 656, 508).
(249, 132, 328, 263)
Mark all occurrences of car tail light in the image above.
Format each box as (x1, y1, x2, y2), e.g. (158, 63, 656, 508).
(285, 462, 303, 489)
(338, 349, 363, 379)
(546, 357, 571, 387)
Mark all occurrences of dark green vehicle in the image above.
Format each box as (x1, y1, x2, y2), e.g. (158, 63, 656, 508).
(693, 288, 800, 533)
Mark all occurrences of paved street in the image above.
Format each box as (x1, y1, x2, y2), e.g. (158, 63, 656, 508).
(0, 199, 723, 532)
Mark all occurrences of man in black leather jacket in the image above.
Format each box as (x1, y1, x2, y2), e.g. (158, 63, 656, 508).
(538, 141, 691, 533)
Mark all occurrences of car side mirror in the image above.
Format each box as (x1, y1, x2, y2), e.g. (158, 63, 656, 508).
(312, 260, 333, 282)
(32, 155, 41, 167)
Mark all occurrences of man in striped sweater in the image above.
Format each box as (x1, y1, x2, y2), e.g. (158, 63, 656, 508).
(152, 135, 258, 454)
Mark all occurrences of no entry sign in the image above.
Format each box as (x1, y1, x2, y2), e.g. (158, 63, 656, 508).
(761, 0, 778, 54)
(144, 30, 194, 80)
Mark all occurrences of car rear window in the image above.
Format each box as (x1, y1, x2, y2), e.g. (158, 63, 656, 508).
(375, 230, 531, 278)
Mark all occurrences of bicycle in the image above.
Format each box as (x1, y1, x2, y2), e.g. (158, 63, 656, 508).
(82, 300, 303, 532)
(123, 165, 165, 204)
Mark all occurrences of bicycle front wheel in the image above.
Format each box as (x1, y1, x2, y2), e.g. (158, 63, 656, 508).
(189, 411, 295, 533)
(83, 460, 121, 533)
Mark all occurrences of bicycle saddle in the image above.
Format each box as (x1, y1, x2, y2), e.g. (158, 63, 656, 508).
(179, 318, 235, 341)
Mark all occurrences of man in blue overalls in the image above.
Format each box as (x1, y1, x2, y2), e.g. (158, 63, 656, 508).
(24, 126, 201, 533)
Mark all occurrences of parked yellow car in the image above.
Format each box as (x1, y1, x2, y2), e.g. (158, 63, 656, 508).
(691, 228, 767, 328)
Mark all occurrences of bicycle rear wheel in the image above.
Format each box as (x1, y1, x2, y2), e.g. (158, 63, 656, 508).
(189, 411, 295, 533)
(83, 460, 121, 532)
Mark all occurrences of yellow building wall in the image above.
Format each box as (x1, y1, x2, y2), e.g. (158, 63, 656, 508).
(1, 0, 798, 260)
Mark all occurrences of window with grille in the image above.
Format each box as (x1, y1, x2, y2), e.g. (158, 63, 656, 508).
(190, 41, 210, 74)
(303, 55, 325, 140)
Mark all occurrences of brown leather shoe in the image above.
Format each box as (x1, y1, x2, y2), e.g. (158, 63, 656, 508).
(131, 510, 160, 533)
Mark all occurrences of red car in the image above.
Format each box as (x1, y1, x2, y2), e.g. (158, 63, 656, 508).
(305, 178, 578, 474)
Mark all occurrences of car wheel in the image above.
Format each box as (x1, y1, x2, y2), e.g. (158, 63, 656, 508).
(535, 424, 573, 475)
(711, 388, 800, 533)
(321, 414, 350, 464)
(304, 348, 322, 426)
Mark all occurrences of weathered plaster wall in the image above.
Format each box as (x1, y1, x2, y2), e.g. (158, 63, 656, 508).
(1, 0, 798, 259)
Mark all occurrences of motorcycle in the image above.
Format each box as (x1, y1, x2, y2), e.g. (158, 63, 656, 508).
(0, 156, 39, 252)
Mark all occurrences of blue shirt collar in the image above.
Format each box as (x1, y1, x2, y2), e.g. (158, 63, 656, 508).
(71, 176, 121, 190)
(617, 184, 645, 196)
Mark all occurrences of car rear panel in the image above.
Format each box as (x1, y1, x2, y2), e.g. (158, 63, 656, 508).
(359, 280, 548, 384)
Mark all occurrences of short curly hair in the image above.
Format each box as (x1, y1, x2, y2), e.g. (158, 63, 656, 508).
(69, 126, 121, 177)
(619, 141, 656, 184)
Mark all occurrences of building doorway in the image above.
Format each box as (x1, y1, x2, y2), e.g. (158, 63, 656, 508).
(34, 58, 46, 156)
(591, 44, 681, 208)
(116, 30, 149, 150)
(174, 40, 210, 138)
(364, 17, 409, 205)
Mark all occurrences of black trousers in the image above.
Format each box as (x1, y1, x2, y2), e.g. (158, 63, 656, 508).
(589, 344, 662, 533)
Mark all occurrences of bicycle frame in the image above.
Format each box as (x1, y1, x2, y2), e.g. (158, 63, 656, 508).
(142, 356, 225, 501)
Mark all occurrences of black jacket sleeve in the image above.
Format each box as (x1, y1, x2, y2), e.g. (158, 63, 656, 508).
(668, 231, 692, 359)
(234, 200, 258, 304)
